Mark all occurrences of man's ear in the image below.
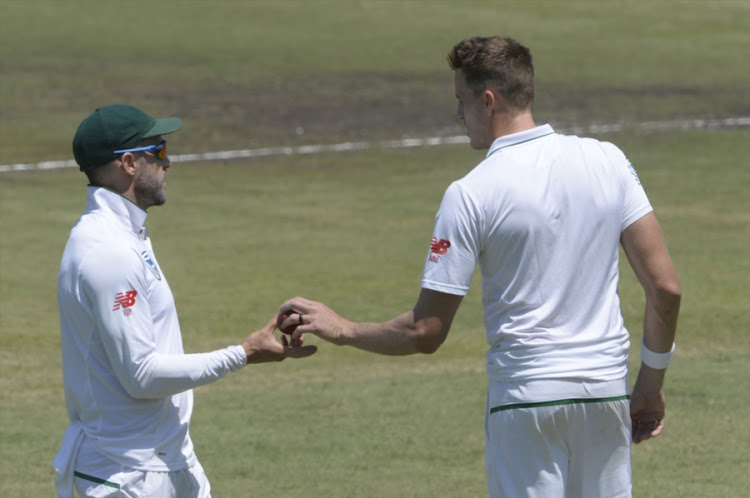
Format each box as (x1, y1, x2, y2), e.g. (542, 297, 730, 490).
(117, 153, 139, 177)
(484, 89, 496, 113)
(485, 88, 508, 115)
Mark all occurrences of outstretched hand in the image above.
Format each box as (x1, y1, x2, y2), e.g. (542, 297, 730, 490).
(242, 317, 317, 364)
(277, 297, 349, 346)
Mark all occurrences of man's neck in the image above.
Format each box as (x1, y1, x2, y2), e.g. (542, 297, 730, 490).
(492, 110, 536, 139)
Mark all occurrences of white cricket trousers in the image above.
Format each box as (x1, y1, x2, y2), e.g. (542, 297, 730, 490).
(485, 382, 632, 498)
(72, 440, 211, 498)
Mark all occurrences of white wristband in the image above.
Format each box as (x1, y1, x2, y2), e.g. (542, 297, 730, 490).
(640, 339, 675, 369)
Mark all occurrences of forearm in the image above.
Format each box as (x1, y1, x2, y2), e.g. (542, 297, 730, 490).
(282, 290, 459, 356)
(635, 291, 680, 392)
(642, 290, 680, 353)
(337, 311, 433, 356)
(630, 293, 677, 442)
(622, 213, 681, 442)
(125, 345, 247, 398)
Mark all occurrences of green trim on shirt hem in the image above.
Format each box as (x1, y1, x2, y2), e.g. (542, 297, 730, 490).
(489, 394, 630, 414)
(74, 471, 121, 489)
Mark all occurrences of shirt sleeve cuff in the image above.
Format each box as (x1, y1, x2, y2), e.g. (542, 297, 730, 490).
(229, 344, 247, 370)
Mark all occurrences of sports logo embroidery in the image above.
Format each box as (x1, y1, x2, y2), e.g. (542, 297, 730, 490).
(627, 160, 642, 185)
(141, 251, 162, 280)
(429, 237, 451, 262)
(112, 290, 138, 313)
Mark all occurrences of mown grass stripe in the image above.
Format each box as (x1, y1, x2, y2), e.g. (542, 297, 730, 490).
(490, 394, 630, 414)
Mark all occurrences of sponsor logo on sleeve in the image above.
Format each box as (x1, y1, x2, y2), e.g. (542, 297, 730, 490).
(112, 290, 138, 315)
(429, 237, 451, 262)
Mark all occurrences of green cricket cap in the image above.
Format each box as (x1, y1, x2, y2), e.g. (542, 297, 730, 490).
(72, 104, 182, 172)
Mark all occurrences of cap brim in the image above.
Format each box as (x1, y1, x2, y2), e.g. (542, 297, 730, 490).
(144, 117, 182, 138)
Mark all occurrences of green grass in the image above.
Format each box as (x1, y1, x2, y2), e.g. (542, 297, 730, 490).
(2, 133, 750, 496)
(1, 0, 749, 496)
(1, 0, 748, 163)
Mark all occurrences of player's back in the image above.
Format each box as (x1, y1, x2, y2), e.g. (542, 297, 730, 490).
(464, 131, 650, 382)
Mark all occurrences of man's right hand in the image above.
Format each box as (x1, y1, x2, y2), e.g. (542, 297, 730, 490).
(630, 365, 667, 444)
(278, 297, 350, 346)
(242, 317, 317, 364)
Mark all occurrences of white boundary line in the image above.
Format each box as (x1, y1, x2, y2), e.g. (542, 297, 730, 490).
(2, 116, 748, 173)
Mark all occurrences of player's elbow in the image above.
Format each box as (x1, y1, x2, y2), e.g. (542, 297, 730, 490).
(413, 323, 448, 354)
(415, 337, 443, 354)
(123, 356, 166, 399)
(122, 375, 163, 399)
(657, 274, 681, 303)
(652, 277, 682, 317)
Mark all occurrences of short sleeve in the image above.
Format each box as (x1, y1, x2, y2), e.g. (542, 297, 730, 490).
(601, 142, 653, 231)
(420, 182, 481, 296)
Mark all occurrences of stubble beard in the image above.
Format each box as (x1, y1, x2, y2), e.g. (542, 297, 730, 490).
(134, 170, 167, 209)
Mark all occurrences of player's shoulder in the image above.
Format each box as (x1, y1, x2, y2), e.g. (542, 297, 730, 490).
(563, 135, 632, 172)
(559, 132, 625, 155)
(597, 139, 628, 160)
(72, 219, 142, 272)
(71, 212, 128, 248)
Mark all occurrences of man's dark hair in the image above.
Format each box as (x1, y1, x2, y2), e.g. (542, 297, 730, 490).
(448, 36, 535, 112)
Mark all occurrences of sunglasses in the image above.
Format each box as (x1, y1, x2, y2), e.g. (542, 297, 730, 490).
(113, 140, 168, 160)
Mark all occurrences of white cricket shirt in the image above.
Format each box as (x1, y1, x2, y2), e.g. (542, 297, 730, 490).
(56, 186, 247, 473)
(421, 124, 652, 389)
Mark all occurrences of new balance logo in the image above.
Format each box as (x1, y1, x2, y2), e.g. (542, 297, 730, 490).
(430, 237, 451, 255)
(429, 237, 451, 263)
(112, 290, 138, 311)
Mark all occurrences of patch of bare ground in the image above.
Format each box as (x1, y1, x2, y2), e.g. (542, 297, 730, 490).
(19, 71, 748, 153)
(158, 73, 748, 149)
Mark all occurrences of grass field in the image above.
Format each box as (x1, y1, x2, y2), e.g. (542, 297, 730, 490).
(2, 1, 749, 497)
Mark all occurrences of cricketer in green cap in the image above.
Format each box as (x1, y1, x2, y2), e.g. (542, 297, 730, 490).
(72, 104, 182, 172)
(55, 105, 316, 498)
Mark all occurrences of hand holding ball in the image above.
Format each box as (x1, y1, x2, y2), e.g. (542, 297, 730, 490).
(277, 309, 302, 335)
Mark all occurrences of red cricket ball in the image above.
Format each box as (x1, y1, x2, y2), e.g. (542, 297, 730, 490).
(277, 309, 300, 335)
